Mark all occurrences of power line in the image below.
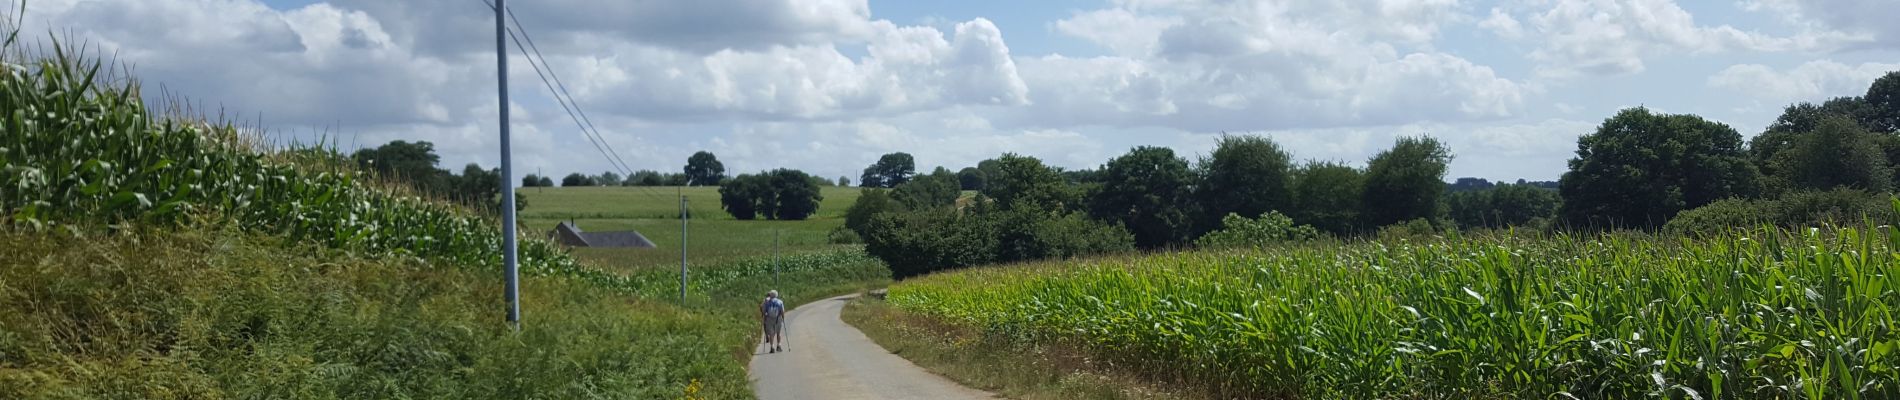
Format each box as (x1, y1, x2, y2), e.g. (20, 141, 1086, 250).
(480, 0, 633, 178)
(504, 6, 638, 177)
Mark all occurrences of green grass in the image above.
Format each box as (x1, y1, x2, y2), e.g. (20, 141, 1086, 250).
(843, 296, 1197, 400)
(887, 227, 1900, 399)
(520, 186, 863, 270)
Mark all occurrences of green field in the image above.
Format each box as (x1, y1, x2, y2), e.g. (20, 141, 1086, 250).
(520, 186, 864, 271)
(886, 228, 1900, 398)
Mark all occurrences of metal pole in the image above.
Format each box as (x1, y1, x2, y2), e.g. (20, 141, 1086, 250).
(680, 188, 688, 305)
(495, 0, 520, 330)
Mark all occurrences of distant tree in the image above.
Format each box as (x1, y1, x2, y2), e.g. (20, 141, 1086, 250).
(718, 174, 768, 220)
(845, 189, 899, 237)
(1751, 97, 1877, 174)
(767, 169, 824, 220)
(521, 174, 542, 187)
(893, 167, 960, 209)
(1288, 161, 1365, 236)
(561, 173, 593, 187)
(684, 151, 727, 186)
(1060, 168, 1100, 185)
(1867, 71, 1900, 133)
(979, 153, 1073, 212)
(664, 173, 689, 186)
(1560, 108, 1761, 230)
(859, 152, 916, 188)
(1362, 136, 1453, 229)
(627, 170, 663, 186)
(1091, 146, 1195, 248)
(811, 175, 835, 187)
(838, 176, 851, 187)
(1446, 177, 1495, 193)
(957, 167, 985, 191)
(353, 140, 449, 193)
(1446, 184, 1559, 229)
(1194, 134, 1293, 235)
(597, 171, 622, 186)
(537, 176, 553, 187)
(1770, 116, 1892, 192)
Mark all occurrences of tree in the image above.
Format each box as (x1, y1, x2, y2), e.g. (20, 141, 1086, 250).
(1867, 71, 1900, 133)
(838, 176, 851, 187)
(537, 176, 553, 187)
(718, 174, 768, 220)
(1090, 146, 1195, 248)
(1751, 97, 1877, 173)
(352, 140, 449, 193)
(596, 171, 622, 186)
(844, 189, 899, 236)
(1288, 161, 1365, 236)
(1362, 136, 1453, 229)
(561, 173, 592, 187)
(684, 151, 727, 186)
(893, 167, 960, 209)
(1446, 184, 1559, 229)
(1194, 134, 1293, 235)
(521, 174, 542, 187)
(628, 170, 663, 186)
(1769, 116, 1892, 192)
(1560, 108, 1761, 229)
(979, 153, 1073, 212)
(859, 152, 916, 188)
(1446, 177, 1495, 193)
(664, 173, 689, 186)
(957, 167, 985, 191)
(766, 169, 824, 220)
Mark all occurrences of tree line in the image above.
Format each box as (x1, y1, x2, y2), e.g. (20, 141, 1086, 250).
(350, 140, 524, 213)
(846, 70, 1900, 279)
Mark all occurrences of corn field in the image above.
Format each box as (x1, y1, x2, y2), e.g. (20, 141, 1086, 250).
(0, 43, 591, 279)
(888, 225, 1900, 398)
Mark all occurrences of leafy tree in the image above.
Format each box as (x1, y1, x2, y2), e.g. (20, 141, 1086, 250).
(844, 189, 899, 237)
(353, 140, 449, 193)
(1194, 211, 1320, 248)
(979, 153, 1073, 212)
(1769, 116, 1892, 192)
(1288, 161, 1365, 236)
(664, 173, 689, 186)
(1446, 177, 1495, 193)
(596, 171, 622, 186)
(521, 174, 542, 187)
(859, 152, 916, 188)
(627, 170, 663, 186)
(1194, 135, 1293, 235)
(1560, 108, 1761, 229)
(561, 173, 592, 187)
(1361, 136, 1452, 228)
(893, 167, 960, 209)
(1750, 97, 1877, 172)
(838, 176, 851, 187)
(718, 174, 769, 220)
(863, 208, 998, 279)
(684, 151, 726, 186)
(1868, 71, 1900, 133)
(957, 167, 985, 191)
(537, 176, 553, 187)
(1090, 146, 1194, 248)
(766, 169, 824, 220)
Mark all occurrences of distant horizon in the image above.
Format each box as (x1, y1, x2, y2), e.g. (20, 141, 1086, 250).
(18, 0, 1899, 183)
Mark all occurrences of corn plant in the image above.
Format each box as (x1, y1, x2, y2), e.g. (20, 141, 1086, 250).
(889, 223, 1900, 398)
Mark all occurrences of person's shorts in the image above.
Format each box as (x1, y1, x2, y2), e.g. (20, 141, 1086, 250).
(763, 317, 782, 336)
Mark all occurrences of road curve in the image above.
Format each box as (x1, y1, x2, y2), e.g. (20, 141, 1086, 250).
(748, 294, 994, 400)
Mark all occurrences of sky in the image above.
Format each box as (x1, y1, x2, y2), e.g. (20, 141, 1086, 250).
(15, 0, 1900, 183)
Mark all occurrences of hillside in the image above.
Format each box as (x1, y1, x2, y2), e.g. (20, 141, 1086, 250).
(519, 186, 864, 271)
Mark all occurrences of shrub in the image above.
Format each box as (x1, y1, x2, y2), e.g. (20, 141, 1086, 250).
(1664, 189, 1895, 235)
(1195, 211, 1320, 248)
(862, 208, 998, 280)
(1375, 218, 1438, 241)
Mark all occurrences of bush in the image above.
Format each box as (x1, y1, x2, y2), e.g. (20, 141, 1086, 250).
(844, 189, 899, 237)
(827, 226, 862, 244)
(1665, 189, 1896, 235)
(1195, 211, 1321, 248)
(863, 208, 998, 280)
(1376, 218, 1438, 241)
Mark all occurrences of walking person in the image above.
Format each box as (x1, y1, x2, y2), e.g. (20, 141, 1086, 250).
(760, 290, 786, 353)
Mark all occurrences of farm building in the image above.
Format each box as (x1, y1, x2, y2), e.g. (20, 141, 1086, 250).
(547, 221, 657, 248)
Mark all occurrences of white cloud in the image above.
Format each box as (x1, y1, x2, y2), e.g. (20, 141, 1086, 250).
(1051, 8, 1180, 57)
(1742, 0, 1899, 48)
(1708, 60, 1900, 103)
(1512, 0, 1857, 77)
(1479, 7, 1524, 39)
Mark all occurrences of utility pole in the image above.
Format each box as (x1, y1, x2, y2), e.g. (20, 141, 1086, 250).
(680, 187, 689, 305)
(494, 0, 520, 330)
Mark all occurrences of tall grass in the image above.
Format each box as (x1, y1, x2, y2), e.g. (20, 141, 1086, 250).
(889, 225, 1900, 398)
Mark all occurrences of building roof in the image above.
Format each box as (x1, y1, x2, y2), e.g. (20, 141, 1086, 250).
(549, 222, 657, 248)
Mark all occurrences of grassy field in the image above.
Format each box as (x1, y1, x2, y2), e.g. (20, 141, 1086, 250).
(884, 227, 1900, 399)
(520, 186, 863, 271)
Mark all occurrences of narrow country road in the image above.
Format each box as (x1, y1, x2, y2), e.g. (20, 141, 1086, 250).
(748, 294, 995, 400)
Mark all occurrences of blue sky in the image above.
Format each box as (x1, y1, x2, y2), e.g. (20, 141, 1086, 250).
(23, 0, 1900, 182)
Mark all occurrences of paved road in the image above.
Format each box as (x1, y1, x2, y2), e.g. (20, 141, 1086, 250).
(748, 294, 995, 400)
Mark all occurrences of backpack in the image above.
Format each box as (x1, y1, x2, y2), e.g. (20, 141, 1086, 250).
(762, 298, 784, 318)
